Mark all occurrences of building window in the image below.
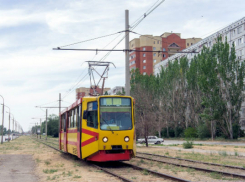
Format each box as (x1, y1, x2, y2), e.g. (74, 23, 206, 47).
(143, 47, 146, 51)
(233, 29, 236, 36)
(153, 47, 156, 51)
(143, 60, 146, 63)
(143, 72, 146, 75)
(187, 43, 189, 46)
(238, 26, 242, 34)
(163, 54, 165, 57)
(191, 43, 193, 45)
(238, 37, 242, 45)
(143, 66, 146, 69)
(131, 44, 134, 47)
(143, 53, 146, 57)
(158, 41, 160, 44)
(153, 41, 155, 44)
(154, 60, 156, 63)
(163, 48, 166, 51)
(153, 53, 156, 56)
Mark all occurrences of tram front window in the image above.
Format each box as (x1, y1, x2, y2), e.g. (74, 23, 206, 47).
(100, 97, 132, 131)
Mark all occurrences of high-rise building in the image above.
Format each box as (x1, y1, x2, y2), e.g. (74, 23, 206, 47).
(129, 32, 201, 75)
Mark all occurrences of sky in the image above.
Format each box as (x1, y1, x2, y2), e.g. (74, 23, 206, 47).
(0, 0, 244, 132)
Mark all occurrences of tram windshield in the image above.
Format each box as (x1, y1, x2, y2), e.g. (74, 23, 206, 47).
(99, 97, 132, 131)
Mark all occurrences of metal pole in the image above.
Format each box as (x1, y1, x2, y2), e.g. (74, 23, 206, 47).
(8, 111, 10, 142)
(40, 119, 41, 139)
(59, 93, 61, 137)
(125, 10, 130, 96)
(0, 95, 4, 144)
(36, 122, 38, 138)
(46, 109, 48, 140)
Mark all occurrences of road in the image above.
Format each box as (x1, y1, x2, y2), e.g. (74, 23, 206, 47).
(163, 139, 245, 146)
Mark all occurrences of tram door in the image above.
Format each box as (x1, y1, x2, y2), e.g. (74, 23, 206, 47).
(60, 113, 67, 152)
(81, 101, 99, 159)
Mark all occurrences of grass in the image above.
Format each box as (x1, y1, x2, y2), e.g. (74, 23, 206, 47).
(210, 172, 222, 179)
(45, 160, 51, 165)
(218, 151, 227, 157)
(35, 158, 41, 163)
(234, 150, 239, 156)
(142, 169, 149, 175)
(73, 175, 81, 178)
(43, 169, 58, 174)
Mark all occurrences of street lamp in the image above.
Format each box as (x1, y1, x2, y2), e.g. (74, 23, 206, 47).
(0, 95, 4, 144)
(5, 105, 12, 142)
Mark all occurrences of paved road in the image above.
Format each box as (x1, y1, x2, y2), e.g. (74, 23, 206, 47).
(0, 155, 38, 182)
(163, 139, 245, 146)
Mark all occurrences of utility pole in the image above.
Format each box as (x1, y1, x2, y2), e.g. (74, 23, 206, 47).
(0, 95, 4, 144)
(8, 113, 10, 141)
(59, 93, 61, 136)
(46, 109, 48, 140)
(40, 119, 41, 139)
(125, 10, 130, 96)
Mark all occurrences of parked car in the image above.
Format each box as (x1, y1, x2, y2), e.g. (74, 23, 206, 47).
(137, 136, 164, 144)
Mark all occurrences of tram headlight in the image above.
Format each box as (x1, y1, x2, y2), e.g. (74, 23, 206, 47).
(103, 137, 108, 143)
(124, 136, 130, 142)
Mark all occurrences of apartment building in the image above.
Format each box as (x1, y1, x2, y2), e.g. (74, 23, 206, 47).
(76, 86, 110, 100)
(154, 17, 245, 130)
(129, 32, 201, 75)
(107, 86, 125, 95)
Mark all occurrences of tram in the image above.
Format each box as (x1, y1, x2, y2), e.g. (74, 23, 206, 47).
(59, 95, 136, 162)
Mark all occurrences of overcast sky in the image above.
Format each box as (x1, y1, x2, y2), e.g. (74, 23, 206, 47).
(0, 0, 244, 132)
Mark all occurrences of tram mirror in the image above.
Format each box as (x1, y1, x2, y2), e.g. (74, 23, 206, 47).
(83, 110, 88, 119)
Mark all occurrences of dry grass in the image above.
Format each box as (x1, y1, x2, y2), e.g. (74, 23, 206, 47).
(0, 136, 120, 182)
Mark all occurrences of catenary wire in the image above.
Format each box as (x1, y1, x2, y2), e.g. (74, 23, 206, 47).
(58, 31, 123, 48)
(60, 0, 166, 100)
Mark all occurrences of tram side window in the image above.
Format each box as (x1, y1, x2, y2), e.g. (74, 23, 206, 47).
(68, 110, 73, 128)
(61, 114, 66, 130)
(74, 108, 77, 128)
(87, 102, 98, 129)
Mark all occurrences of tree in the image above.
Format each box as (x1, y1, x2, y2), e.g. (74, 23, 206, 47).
(216, 37, 245, 139)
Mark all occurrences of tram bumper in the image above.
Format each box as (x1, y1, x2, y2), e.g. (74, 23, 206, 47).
(86, 150, 132, 162)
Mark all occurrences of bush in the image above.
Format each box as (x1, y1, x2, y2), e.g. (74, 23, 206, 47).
(184, 127, 197, 138)
(197, 123, 210, 139)
(183, 140, 193, 149)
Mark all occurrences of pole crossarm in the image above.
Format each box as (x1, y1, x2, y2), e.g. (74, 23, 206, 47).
(53, 48, 199, 54)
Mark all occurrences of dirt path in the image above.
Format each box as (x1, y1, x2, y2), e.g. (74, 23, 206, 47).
(0, 136, 121, 182)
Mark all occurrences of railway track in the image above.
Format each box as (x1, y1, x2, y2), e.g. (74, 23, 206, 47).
(31, 137, 191, 182)
(136, 152, 245, 179)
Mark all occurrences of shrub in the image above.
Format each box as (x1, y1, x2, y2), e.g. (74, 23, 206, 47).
(183, 140, 193, 149)
(184, 127, 197, 138)
(197, 123, 210, 139)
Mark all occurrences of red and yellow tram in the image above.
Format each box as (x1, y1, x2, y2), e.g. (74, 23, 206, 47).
(59, 95, 136, 162)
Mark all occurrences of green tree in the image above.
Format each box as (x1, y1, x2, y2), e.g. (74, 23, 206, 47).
(216, 37, 245, 139)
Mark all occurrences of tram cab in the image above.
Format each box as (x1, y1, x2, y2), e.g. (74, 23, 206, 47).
(59, 95, 136, 162)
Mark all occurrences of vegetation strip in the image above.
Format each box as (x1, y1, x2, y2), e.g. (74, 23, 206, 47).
(122, 162, 192, 182)
(136, 155, 245, 179)
(137, 152, 245, 170)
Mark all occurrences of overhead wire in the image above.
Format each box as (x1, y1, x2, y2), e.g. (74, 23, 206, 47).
(57, 31, 123, 48)
(60, 0, 166, 100)
(61, 32, 125, 99)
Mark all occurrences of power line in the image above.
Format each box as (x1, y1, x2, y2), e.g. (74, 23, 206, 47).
(57, 31, 124, 48)
(130, 0, 165, 30)
(58, 1, 166, 99)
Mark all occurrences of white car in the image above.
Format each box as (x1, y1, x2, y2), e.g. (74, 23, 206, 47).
(137, 136, 164, 144)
